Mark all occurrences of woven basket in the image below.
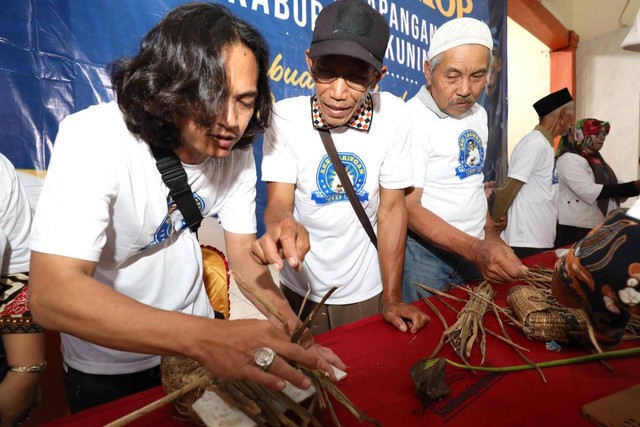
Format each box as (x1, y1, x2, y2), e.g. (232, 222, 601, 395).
(507, 285, 589, 344)
(160, 355, 217, 424)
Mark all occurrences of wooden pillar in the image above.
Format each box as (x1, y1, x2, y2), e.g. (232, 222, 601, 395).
(550, 31, 580, 99)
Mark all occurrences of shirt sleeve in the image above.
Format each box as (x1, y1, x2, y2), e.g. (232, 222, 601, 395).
(408, 103, 426, 189)
(380, 101, 414, 189)
(557, 154, 602, 205)
(30, 115, 115, 262)
(261, 106, 298, 184)
(508, 136, 544, 184)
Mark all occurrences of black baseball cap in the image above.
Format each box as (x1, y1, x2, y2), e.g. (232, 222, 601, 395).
(308, 0, 390, 72)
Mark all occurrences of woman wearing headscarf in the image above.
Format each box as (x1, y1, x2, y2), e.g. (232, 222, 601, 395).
(555, 118, 640, 246)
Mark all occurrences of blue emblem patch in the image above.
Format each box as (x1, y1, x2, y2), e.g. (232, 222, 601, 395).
(455, 129, 485, 179)
(141, 193, 205, 251)
(311, 152, 369, 205)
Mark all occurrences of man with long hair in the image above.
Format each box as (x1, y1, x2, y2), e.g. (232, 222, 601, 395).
(29, 2, 341, 412)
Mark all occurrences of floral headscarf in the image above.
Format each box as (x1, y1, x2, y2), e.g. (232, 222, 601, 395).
(572, 118, 610, 151)
(556, 118, 618, 215)
(557, 118, 611, 156)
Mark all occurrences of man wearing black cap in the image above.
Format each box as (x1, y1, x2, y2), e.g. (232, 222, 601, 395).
(492, 88, 575, 258)
(253, 0, 429, 334)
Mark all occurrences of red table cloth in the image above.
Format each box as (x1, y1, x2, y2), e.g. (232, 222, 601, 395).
(44, 251, 640, 426)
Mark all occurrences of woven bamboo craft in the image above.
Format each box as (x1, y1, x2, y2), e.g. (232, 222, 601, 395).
(161, 356, 218, 424)
(507, 285, 589, 344)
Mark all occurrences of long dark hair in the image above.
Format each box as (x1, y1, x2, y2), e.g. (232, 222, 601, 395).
(110, 2, 272, 151)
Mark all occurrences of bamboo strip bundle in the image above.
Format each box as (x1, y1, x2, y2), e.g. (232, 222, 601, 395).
(522, 267, 554, 289)
(439, 282, 495, 363)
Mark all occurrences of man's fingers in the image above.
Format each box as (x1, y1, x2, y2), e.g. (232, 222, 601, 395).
(403, 307, 430, 333)
(278, 229, 302, 270)
(249, 355, 312, 391)
(384, 303, 430, 333)
(250, 240, 268, 265)
(317, 345, 346, 371)
(252, 236, 284, 270)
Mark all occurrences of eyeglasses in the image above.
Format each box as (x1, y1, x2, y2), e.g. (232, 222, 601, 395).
(311, 68, 376, 92)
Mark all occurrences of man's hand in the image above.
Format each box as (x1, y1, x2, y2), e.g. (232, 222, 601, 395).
(194, 318, 342, 391)
(251, 217, 309, 271)
(490, 215, 508, 234)
(382, 301, 430, 334)
(472, 238, 527, 283)
(277, 315, 346, 378)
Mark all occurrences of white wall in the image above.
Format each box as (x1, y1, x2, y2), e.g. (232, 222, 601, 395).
(544, 0, 640, 41)
(576, 27, 640, 206)
(506, 18, 550, 157)
(507, 4, 640, 209)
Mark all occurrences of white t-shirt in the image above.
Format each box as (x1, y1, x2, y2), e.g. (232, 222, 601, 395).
(407, 86, 488, 239)
(0, 153, 32, 275)
(503, 128, 559, 248)
(556, 152, 608, 228)
(261, 92, 413, 304)
(31, 102, 257, 374)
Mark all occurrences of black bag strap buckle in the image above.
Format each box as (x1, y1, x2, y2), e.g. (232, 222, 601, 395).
(150, 146, 203, 234)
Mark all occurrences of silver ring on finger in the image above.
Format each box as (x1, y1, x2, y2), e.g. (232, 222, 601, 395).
(254, 347, 277, 372)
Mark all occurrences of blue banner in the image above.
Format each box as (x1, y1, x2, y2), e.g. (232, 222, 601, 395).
(0, 0, 506, 233)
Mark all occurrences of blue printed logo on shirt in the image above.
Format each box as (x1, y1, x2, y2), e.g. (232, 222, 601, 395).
(311, 152, 369, 205)
(142, 193, 205, 250)
(455, 129, 485, 179)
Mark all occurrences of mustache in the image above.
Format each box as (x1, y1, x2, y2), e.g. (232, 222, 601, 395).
(449, 95, 475, 106)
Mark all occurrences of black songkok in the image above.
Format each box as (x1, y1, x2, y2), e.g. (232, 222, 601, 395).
(533, 88, 573, 117)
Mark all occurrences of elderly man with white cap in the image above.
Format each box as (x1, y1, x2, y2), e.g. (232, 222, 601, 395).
(402, 17, 526, 303)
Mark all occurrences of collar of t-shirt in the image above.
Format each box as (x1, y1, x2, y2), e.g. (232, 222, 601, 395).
(414, 85, 449, 119)
(534, 124, 554, 146)
(311, 93, 373, 132)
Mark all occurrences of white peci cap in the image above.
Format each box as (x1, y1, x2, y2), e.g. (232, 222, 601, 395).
(427, 17, 493, 61)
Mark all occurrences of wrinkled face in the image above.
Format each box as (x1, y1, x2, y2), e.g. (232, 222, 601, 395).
(557, 102, 576, 137)
(425, 44, 490, 117)
(306, 53, 382, 127)
(175, 43, 259, 164)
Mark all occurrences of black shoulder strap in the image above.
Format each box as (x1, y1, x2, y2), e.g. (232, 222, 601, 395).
(317, 129, 378, 249)
(150, 146, 203, 234)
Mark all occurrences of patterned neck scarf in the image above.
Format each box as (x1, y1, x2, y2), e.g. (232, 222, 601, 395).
(557, 118, 617, 215)
(310, 93, 374, 132)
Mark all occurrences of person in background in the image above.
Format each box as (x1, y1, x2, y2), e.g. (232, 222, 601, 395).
(28, 3, 340, 413)
(555, 118, 640, 246)
(402, 17, 525, 303)
(252, 0, 429, 334)
(492, 88, 575, 258)
(0, 153, 45, 426)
